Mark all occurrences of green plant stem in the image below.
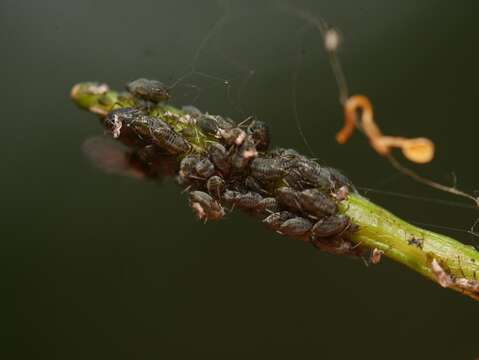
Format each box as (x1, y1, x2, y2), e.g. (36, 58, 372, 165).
(341, 194, 479, 299)
(71, 82, 479, 300)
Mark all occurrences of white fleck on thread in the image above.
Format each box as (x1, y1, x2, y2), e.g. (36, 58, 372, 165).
(324, 28, 340, 52)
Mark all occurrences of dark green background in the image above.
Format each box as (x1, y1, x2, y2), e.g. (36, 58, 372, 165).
(3, 0, 479, 358)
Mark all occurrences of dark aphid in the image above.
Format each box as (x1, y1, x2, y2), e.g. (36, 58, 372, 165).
(247, 120, 270, 151)
(189, 191, 225, 221)
(269, 147, 302, 158)
(235, 191, 263, 211)
(220, 127, 246, 146)
(151, 121, 191, 154)
(275, 187, 302, 213)
(279, 217, 313, 237)
(104, 108, 145, 142)
(245, 176, 266, 194)
(408, 237, 424, 249)
(250, 157, 290, 182)
(206, 176, 225, 199)
(178, 155, 201, 186)
(197, 114, 234, 137)
(286, 159, 331, 190)
(195, 157, 215, 178)
(298, 188, 337, 218)
(257, 197, 279, 214)
(126, 78, 170, 103)
(208, 142, 231, 176)
(312, 237, 362, 257)
(325, 167, 356, 192)
(310, 215, 350, 239)
(223, 190, 263, 211)
(223, 190, 241, 205)
(263, 211, 295, 230)
(134, 144, 178, 178)
(231, 136, 258, 170)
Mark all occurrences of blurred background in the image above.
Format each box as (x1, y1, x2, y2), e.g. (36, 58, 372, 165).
(2, 0, 479, 358)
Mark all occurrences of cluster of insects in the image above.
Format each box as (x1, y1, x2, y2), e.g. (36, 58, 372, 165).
(84, 78, 364, 258)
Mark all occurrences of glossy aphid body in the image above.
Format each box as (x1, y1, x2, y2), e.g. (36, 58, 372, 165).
(91, 78, 361, 258)
(126, 78, 171, 104)
(189, 191, 225, 221)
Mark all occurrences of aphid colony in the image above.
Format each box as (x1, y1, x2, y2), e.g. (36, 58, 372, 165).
(98, 79, 362, 257)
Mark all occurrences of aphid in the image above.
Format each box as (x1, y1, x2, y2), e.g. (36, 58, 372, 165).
(279, 217, 313, 238)
(250, 157, 290, 182)
(370, 248, 384, 264)
(269, 147, 303, 159)
(298, 188, 337, 218)
(208, 142, 231, 176)
(220, 127, 246, 146)
(224, 191, 263, 211)
(334, 185, 350, 201)
(257, 197, 279, 214)
(197, 114, 234, 137)
(247, 120, 270, 151)
(231, 136, 257, 170)
(325, 167, 356, 192)
(206, 175, 225, 199)
(126, 78, 171, 103)
(263, 211, 295, 230)
(223, 190, 241, 205)
(194, 157, 215, 179)
(151, 121, 191, 154)
(275, 187, 302, 213)
(178, 155, 201, 186)
(104, 108, 145, 144)
(244, 176, 266, 194)
(310, 215, 350, 239)
(313, 237, 362, 257)
(189, 191, 225, 221)
(287, 159, 331, 190)
(408, 237, 424, 249)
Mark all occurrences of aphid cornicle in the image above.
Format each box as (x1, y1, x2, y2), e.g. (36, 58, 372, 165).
(189, 191, 225, 221)
(126, 78, 171, 103)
